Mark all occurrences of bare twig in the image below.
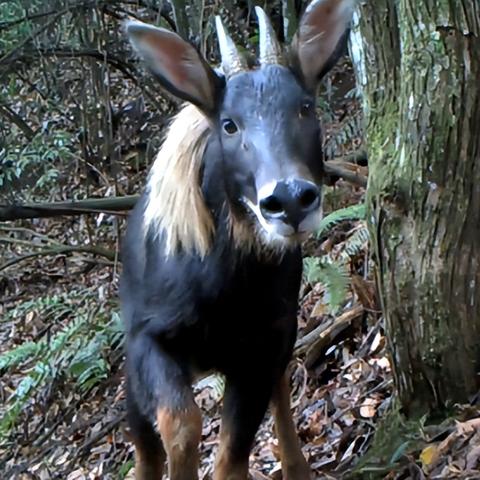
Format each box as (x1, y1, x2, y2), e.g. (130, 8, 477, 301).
(79, 413, 126, 454)
(0, 152, 368, 223)
(0, 0, 174, 30)
(0, 225, 62, 244)
(282, 0, 298, 42)
(2, 47, 163, 113)
(0, 105, 36, 140)
(0, 12, 63, 65)
(170, 0, 189, 38)
(62, 413, 127, 472)
(3, 48, 136, 79)
(0, 235, 59, 248)
(304, 304, 364, 368)
(294, 304, 364, 366)
(0, 2, 92, 30)
(0, 245, 116, 271)
(324, 151, 368, 188)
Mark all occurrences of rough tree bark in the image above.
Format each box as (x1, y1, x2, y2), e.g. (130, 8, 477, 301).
(351, 2, 480, 415)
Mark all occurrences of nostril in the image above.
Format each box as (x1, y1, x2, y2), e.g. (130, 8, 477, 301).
(260, 195, 284, 216)
(299, 188, 319, 210)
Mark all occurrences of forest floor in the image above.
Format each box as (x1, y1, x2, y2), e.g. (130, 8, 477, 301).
(2, 59, 480, 480)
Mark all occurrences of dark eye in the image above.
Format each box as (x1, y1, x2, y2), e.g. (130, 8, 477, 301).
(299, 101, 314, 117)
(222, 119, 239, 135)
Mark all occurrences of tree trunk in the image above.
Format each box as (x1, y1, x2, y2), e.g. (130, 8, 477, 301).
(351, 2, 480, 415)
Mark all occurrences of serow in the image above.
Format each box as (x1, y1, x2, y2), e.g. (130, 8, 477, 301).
(120, 1, 353, 478)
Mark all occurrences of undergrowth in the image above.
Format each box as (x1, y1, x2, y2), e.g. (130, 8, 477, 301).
(304, 202, 367, 314)
(348, 403, 427, 479)
(0, 289, 122, 442)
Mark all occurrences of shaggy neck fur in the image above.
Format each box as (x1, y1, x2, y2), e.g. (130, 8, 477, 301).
(143, 104, 214, 257)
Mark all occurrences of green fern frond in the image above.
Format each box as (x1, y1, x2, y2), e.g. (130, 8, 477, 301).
(316, 203, 366, 239)
(118, 460, 135, 479)
(324, 110, 364, 160)
(305, 216, 370, 316)
(0, 315, 89, 437)
(303, 258, 350, 314)
(321, 262, 350, 313)
(0, 341, 46, 371)
(67, 312, 123, 392)
(340, 224, 370, 261)
(0, 295, 123, 440)
(303, 257, 324, 285)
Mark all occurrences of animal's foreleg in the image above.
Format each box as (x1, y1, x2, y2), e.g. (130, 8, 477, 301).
(271, 372, 311, 480)
(127, 333, 202, 480)
(214, 375, 273, 480)
(126, 381, 166, 480)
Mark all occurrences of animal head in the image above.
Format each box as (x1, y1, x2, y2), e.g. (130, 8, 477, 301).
(126, 0, 353, 251)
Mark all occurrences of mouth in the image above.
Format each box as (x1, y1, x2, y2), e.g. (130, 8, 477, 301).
(240, 196, 322, 245)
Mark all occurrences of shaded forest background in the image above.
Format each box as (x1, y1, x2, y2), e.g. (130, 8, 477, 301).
(3, 1, 473, 479)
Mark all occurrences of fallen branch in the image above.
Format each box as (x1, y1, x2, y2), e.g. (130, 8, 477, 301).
(79, 413, 126, 454)
(0, 195, 138, 221)
(0, 245, 115, 271)
(324, 151, 368, 188)
(0, 234, 61, 248)
(305, 304, 364, 368)
(62, 413, 127, 474)
(0, 225, 62, 244)
(1, 152, 368, 222)
(294, 304, 364, 368)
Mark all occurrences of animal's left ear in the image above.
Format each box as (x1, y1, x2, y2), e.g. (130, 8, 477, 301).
(125, 20, 222, 114)
(290, 0, 354, 90)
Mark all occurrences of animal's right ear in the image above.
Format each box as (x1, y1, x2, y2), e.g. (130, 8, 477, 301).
(290, 0, 354, 91)
(125, 20, 223, 114)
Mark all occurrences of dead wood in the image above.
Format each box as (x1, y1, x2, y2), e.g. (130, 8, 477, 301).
(0, 195, 138, 221)
(294, 304, 364, 367)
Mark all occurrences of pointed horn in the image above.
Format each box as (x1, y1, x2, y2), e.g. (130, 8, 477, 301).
(215, 16, 247, 78)
(255, 6, 284, 65)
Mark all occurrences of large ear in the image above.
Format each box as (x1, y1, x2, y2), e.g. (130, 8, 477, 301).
(290, 0, 354, 90)
(125, 20, 223, 113)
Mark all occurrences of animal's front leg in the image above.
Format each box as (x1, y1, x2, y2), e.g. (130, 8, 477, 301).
(127, 333, 202, 480)
(126, 381, 166, 480)
(214, 374, 274, 480)
(271, 373, 311, 480)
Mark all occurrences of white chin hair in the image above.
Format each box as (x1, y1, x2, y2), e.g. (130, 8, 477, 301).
(260, 229, 300, 249)
(241, 196, 322, 250)
(258, 225, 312, 249)
(260, 208, 323, 249)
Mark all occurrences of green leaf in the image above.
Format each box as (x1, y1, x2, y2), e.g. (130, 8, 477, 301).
(390, 440, 410, 464)
(339, 224, 370, 262)
(316, 203, 366, 239)
(303, 258, 350, 314)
